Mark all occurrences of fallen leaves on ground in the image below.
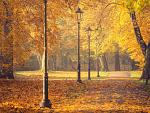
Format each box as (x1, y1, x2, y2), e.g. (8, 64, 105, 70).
(0, 78, 150, 113)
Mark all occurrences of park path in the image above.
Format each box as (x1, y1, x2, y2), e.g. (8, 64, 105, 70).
(0, 78, 150, 112)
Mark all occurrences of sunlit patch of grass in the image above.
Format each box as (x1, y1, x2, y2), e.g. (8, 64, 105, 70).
(15, 71, 109, 80)
(130, 71, 142, 78)
(15, 70, 42, 76)
(15, 70, 142, 80)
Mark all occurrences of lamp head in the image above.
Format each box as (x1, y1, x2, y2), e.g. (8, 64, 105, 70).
(76, 7, 83, 21)
(44, 0, 47, 3)
(87, 27, 92, 32)
(86, 27, 93, 36)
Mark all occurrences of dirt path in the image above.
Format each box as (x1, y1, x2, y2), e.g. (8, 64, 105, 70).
(0, 78, 150, 112)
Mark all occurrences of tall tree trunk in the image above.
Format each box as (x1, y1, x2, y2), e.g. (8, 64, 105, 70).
(2, 1, 14, 79)
(114, 45, 120, 71)
(0, 34, 2, 77)
(56, 53, 62, 71)
(49, 55, 56, 71)
(96, 56, 100, 77)
(130, 11, 149, 84)
(36, 53, 42, 70)
(52, 55, 56, 71)
(99, 54, 109, 71)
(130, 11, 147, 56)
(41, 52, 45, 71)
(142, 43, 150, 85)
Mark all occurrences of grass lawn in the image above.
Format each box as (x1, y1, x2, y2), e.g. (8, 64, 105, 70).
(15, 71, 142, 80)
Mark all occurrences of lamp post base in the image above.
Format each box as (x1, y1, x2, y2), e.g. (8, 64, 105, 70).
(97, 72, 100, 77)
(88, 72, 91, 80)
(88, 78, 91, 80)
(40, 99, 52, 108)
(77, 79, 82, 83)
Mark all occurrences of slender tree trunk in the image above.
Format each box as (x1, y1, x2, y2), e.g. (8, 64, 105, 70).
(2, 1, 14, 79)
(50, 55, 56, 71)
(53, 55, 56, 70)
(41, 52, 45, 71)
(114, 45, 120, 71)
(36, 53, 42, 70)
(70, 57, 76, 71)
(56, 53, 62, 71)
(142, 43, 150, 85)
(103, 54, 109, 71)
(99, 54, 109, 71)
(99, 56, 103, 71)
(130, 11, 149, 85)
(0, 37, 2, 77)
(96, 56, 100, 77)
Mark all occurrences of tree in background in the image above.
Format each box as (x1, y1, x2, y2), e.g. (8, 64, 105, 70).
(126, 0, 150, 84)
(0, 0, 149, 79)
(0, 0, 77, 78)
(0, 0, 14, 79)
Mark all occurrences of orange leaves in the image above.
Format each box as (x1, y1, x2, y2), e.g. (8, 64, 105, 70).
(0, 79, 150, 112)
(0, 0, 78, 67)
(0, 0, 149, 69)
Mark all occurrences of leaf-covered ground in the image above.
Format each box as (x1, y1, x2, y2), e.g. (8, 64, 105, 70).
(0, 78, 150, 113)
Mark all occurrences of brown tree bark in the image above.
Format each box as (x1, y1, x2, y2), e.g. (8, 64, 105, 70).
(130, 11, 149, 84)
(114, 44, 120, 71)
(99, 54, 109, 71)
(130, 11, 147, 55)
(141, 43, 150, 85)
(2, 1, 14, 79)
(0, 33, 2, 77)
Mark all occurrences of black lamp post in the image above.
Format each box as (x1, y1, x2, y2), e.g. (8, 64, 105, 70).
(76, 7, 83, 83)
(40, 0, 52, 108)
(87, 27, 92, 80)
(0, 39, 2, 77)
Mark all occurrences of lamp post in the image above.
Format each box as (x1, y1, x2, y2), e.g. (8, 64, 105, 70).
(87, 27, 92, 80)
(0, 38, 2, 77)
(95, 37, 100, 77)
(40, 0, 52, 108)
(76, 7, 83, 83)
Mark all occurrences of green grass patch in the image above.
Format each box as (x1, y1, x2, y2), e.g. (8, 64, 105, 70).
(15, 70, 142, 80)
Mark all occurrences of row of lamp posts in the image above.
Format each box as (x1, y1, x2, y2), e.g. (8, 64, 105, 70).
(40, 1, 100, 108)
(76, 6, 100, 83)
